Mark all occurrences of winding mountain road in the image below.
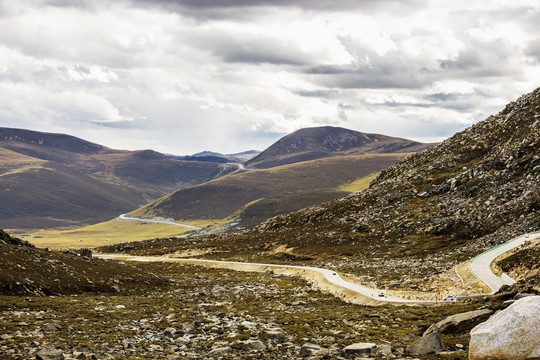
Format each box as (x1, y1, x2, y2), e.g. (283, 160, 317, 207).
(469, 232, 539, 294)
(117, 214, 202, 230)
(96, 232, 538, 304)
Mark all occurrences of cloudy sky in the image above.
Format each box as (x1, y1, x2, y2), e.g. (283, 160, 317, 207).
(1, 0, 539, 154)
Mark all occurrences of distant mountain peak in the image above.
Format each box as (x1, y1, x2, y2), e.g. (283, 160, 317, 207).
(246, 126, 430, 169)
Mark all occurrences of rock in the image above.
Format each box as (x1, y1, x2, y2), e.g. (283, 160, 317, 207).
(208, 346, 231, 356)
(373, 343, 393, 357)
(35, 346, 64, 360)
(260, 327, 286, 340)
(299, 343, 321, 356)
(163, 327, 176, 338)
(343, 342, 376, 356)
(423, 309, 493, 336)
(469, 296, 540, 360)
(241, 339, 266, 351)
(406, 332, 445, 355)
(42, 324, 62, 332)
(513, 292, 536, 300)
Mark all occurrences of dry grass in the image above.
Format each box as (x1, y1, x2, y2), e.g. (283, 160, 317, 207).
(337, 172, 379, 192)
(25, 219, 215, 248)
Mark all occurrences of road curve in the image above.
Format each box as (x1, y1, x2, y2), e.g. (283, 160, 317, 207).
(95, 254, 429, 304)
(96, 232, 538, 303)
(117, 214, 202, 230)
(469, 232, 539, 294)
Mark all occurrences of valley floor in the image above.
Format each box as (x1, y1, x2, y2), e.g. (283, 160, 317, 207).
(1, 261, 506, 360)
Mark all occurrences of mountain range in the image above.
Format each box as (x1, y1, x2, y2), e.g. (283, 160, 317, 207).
(0, 126, 431, 230)
(0, 128, 224, 228)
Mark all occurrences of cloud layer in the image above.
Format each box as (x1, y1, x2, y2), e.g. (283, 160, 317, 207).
(0, 0, 539, 154)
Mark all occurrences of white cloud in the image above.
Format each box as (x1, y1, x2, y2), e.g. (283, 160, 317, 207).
(0, 0, 539, 154)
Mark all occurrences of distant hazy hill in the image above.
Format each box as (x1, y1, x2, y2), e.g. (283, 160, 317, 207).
(246, 126, 432, 169)
(168, 150, 260, 163)
(0, 128, 224, 229)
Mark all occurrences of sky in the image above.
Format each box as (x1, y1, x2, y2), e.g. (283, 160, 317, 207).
(0, 0, 539, 155)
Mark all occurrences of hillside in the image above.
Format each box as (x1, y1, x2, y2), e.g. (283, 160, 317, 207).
(130, 154, 408, 229)
(246, 126, 432, 169)
(108, 87, 540, 290)
(0, 128, 224, 229)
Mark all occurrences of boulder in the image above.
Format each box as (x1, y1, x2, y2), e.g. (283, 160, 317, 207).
(42, 324, 62, 332)
(299, 343, 321, 356)
(423, 309, 493, 336)
(469, 296, 540, 360)
(241, 339, 266, 351)
(260, 327, 286, 340)
(35, 346, 64, 360)
(406, 332, 445, 355)
(208, 346, 232, 356)
(343, 342, 376, 356)
(373, 343, 393, 357)
(163, 327, 176, 338)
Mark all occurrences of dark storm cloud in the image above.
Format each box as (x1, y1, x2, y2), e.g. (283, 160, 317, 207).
(131, 0, 413, 11)
(129, 0, 422, 20)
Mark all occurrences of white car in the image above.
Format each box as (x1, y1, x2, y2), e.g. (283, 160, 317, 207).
(443, 295, 456, 302)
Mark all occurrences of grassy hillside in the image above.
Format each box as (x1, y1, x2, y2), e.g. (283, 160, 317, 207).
(130, 153, 408, 228)
(0, 128, 224, 229)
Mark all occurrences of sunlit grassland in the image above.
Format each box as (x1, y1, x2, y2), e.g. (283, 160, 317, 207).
(23, 218, 221, 248)
(337, 172, 379, 192)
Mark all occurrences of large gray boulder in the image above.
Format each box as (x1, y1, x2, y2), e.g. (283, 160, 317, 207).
(469, 296, 540, 360)
(406, 332, 445, 355)
(35, 346, 64, 360)
(424, 309, 493, 335)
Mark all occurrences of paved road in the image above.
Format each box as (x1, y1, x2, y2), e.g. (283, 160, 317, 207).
(469, 232, 539, 294)
(117, 214, 202, 230)
(95, 254, 429, 304)
(96, 232, 538, 303)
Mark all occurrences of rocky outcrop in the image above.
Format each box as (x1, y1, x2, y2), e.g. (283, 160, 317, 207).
(423, 309, 493, 336)
(469, 296, 540, 360)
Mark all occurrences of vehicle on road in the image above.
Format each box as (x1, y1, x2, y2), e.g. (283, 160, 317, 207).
(378, 292, 385, 297)
(443, 295, 456, 302)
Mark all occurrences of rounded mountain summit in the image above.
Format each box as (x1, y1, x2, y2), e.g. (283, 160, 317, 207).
(246, 126, 432, 169)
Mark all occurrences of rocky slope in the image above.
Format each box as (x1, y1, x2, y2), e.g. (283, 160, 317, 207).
(239, 87, 540, 277)
(246, 126, 432, 169)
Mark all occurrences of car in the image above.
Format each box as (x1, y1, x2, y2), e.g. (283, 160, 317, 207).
(443, 295, 456, 302)
(378, 292, 385, 297)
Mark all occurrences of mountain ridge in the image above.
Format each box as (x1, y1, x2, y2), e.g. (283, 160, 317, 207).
(246, 126, 433, 169)
(0, 127, 224, 229)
